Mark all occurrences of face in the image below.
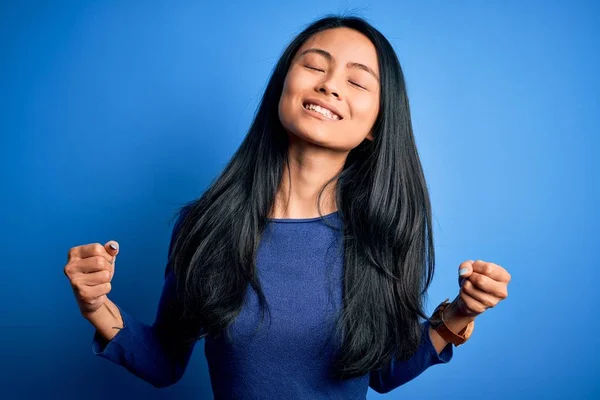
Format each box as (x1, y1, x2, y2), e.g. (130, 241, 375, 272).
(278, 27, 380, 151)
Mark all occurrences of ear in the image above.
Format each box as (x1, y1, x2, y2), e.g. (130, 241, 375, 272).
(365, 131, 374, 141)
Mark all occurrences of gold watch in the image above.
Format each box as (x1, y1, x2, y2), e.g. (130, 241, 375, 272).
(429, 298, 474, 347)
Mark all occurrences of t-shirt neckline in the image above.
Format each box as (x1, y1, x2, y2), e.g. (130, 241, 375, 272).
(267, 210, 339, 223)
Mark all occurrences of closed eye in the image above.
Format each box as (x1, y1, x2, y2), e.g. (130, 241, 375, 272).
(349, 81, 366, 90)
(305, 65, 325, 72)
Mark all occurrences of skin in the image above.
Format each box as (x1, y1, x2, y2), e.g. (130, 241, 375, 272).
(272, 27, 380, 220)
(431, 260, 511, 354)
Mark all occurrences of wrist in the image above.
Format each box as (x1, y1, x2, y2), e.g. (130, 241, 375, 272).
(443, 298, 476, 333)
(82, 299, 124, 342)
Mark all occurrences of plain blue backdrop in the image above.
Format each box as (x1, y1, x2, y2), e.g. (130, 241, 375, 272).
(1, 1, 598, 399)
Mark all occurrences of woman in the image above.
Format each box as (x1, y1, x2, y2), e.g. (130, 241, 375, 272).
(64, 15, 511, 399)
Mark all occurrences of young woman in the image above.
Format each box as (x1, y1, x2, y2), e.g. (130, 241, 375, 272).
(64, 15, 511, 399)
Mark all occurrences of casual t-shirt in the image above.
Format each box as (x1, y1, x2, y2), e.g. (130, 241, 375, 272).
(92, 208, 453, 398)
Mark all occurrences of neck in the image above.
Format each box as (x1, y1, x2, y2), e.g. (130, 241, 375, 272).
(269, 137, 347, 219)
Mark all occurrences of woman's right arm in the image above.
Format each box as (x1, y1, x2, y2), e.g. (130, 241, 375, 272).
(65, 208, 200, 387)
(90, 206, 201, 388)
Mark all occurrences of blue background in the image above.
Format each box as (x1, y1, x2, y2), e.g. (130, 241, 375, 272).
(1, 1, 598, 399)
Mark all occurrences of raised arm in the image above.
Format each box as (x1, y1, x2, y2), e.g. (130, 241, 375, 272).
(91, 207, 203, 388)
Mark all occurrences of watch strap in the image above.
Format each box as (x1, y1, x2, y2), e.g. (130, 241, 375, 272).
(430, 298, 474, 347)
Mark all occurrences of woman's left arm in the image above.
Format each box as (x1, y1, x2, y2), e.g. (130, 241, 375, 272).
(369, 260, 511, 393)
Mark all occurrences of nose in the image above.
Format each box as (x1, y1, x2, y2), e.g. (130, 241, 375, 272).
(317, 80, 341, 100)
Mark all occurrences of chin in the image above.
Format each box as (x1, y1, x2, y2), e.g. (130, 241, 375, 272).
(290, 126, 338, 149)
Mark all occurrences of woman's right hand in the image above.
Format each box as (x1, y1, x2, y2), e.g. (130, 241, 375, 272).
(64, 241, 119, 317)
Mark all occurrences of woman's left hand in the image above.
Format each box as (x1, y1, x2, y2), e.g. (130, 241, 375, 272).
(454, 260, 511, 318)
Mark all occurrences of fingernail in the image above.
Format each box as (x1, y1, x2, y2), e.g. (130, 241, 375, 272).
(459, 268, 468, 276)
(109, 243, 118, 250)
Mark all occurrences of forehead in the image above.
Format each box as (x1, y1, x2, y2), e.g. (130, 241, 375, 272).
(296, 27, 379, 72)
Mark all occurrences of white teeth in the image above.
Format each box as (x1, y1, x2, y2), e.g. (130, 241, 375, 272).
(305, 103, 340, 120)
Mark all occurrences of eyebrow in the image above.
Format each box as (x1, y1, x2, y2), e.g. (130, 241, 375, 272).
(297, 48, 379, 81)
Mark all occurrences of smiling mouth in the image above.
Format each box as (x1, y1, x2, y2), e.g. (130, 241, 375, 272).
(302, 101, 342, 120)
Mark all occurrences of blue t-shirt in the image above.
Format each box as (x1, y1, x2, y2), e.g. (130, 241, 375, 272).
(92, 209, 453, 398)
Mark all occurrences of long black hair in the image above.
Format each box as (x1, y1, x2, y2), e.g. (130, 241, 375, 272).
(168, 14, 436, 380)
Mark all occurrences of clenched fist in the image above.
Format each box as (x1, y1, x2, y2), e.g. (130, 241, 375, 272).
(64, 241, 119, 317)
(455, 259, 511, 317)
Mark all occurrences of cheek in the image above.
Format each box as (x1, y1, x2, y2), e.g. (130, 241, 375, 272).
(278, 82, 295, 125)
(351, 96, 379, 128)
(281, 70, 302, 99)
(281, 71, 302, 101)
